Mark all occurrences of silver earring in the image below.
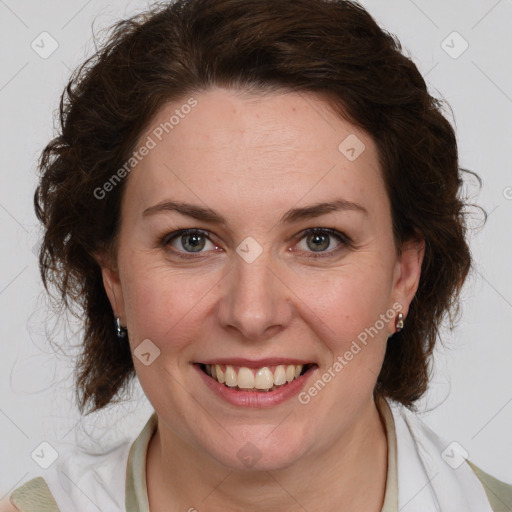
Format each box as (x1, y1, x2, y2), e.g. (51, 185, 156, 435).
(115, 317, 127, 338)
(395, 312, 404, 332)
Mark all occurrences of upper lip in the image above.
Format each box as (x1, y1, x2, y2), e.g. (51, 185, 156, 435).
(197, 358, 316, 368)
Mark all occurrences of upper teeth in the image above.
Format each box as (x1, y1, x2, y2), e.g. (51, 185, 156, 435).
(205, 364, 305, 390)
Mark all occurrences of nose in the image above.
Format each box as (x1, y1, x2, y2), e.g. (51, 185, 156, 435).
(216, 249, 293, 342)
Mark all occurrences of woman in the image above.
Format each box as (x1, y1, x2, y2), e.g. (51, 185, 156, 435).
(3, 0, 511, 510)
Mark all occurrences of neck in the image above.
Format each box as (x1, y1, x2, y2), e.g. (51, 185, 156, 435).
(146, 397, 388, 512)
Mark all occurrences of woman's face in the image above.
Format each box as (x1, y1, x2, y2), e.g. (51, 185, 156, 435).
(100, 87, 423, 470)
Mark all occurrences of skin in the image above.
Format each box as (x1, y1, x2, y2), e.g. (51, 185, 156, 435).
(0, 499, 16, 511)
(97, 87, 424, 511)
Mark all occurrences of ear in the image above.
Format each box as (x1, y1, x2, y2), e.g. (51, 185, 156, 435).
(391, 236, 425, 321)
(93, 250, 126, 324)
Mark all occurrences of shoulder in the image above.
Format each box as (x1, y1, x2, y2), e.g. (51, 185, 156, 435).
(467, 460, 512, 512)
(385, 398, 512, 511)
(0, 503, 17, 512)
(0, 497, 18, 512)
(4, 439, 133, 512)
(3, 413, 156, 512)
(4, 476, 60, 511)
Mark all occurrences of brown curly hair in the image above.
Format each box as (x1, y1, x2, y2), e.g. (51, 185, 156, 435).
(34, 0, 478, 415)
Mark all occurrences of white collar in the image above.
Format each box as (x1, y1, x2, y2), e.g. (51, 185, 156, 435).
(386, 398, 493, 511)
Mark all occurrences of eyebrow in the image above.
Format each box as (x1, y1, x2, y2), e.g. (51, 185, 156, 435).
(142, 198, 367, 224)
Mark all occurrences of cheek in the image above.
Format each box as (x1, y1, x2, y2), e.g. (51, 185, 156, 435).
(121, 267, 210, 404)
(121, 259, 219, 351)
(295, 259, 394, 328)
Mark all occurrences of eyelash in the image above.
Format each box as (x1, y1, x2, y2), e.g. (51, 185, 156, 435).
(159, 227, 354, 260)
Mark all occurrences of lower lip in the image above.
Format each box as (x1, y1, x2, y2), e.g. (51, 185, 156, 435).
(194, 364, 318, 408)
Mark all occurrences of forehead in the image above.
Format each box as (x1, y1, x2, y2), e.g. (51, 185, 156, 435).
(123, 87, 386, 223)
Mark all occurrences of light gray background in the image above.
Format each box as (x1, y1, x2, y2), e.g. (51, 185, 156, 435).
(1, 0, 511, 499)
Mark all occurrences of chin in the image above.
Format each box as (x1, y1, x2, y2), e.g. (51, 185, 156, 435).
(208, 432, 308, 472)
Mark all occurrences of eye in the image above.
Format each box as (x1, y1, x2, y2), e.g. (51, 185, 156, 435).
(160, 227, 353, 260)
(162, 229, 219, 257)
(294, 228, 352, 258)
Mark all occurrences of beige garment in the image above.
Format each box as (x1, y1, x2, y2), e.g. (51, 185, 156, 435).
(9, 397, 512, 511)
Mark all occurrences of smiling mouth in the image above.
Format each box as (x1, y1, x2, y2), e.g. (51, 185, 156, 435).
(197, 363, 316, 392)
